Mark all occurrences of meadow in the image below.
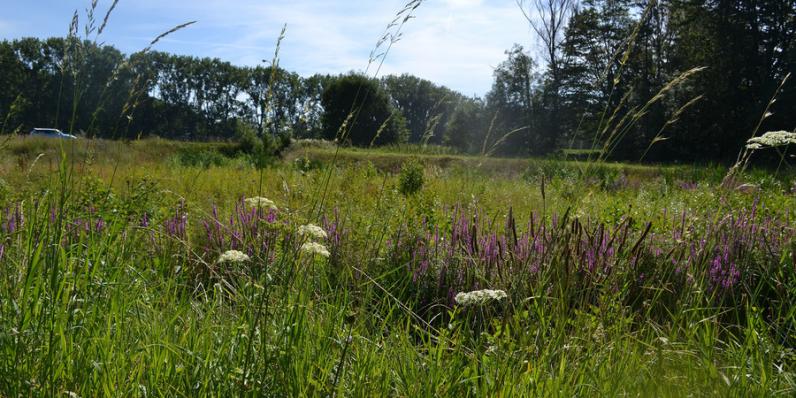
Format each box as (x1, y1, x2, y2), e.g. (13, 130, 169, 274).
(1, 136, 795, 396)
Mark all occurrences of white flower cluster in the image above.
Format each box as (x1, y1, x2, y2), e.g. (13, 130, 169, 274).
(298, 224, 328, 240)
(217, 250, 250, 264)
(746, 130, 796, 149)
(244, 196, 278, 211)
(298, 222, 330, 258)
(301, 241, 330, 258)
(454, 289, 507, 307)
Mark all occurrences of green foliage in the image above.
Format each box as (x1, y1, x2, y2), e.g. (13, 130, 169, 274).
(2, 0, 796, 393)
(398, 160, 424, 196)
(175, 148, 230, 168)
(235, 120, 263, 155)
(1, 138, 796, 396)
(383, 74, 472, 146)
(235, 122, 292, 168)
(3, 1, 795, 162)
(444, 99, 484, 153)
(121, 178, 165, 218)
(321, 73, 408, 146)
(485, 44, 540, 156)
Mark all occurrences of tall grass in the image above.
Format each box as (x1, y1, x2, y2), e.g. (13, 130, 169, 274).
(1, 0, 796, 396)
(0, 138, 794, 396)
(2, 134, 795, 395)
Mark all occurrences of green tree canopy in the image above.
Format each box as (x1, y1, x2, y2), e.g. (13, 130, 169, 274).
(321, 73, 407, 146)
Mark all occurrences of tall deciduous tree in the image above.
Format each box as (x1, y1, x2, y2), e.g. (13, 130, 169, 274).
(517, 0, 575, 153)
(321, 73, 408, 146)
(485, 45, 540, 155)
(444, 97, 485, 153)
(382, 74, 462, 145)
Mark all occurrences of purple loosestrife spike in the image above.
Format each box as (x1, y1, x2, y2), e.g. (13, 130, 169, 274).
(232, 231, 242, 249)
(7, 214, 15, 235)
(413, 259, 429, 283)
(323, 209, 341, 246)
(498, 235, 507, 258)
(530, 259, 540, 274)
(521, 235, 532, 262)
(586, 249, 596, 273)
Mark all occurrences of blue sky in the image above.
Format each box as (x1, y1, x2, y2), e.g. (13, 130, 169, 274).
(0, 0, 535, 96)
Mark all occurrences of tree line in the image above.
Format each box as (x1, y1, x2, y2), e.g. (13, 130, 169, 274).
(0, 37, 478, 149)
(499, 0, 795, 162)
(1, 0, 794, 162)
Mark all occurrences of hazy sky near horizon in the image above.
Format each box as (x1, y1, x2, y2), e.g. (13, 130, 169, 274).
(0, 0, 536, 96)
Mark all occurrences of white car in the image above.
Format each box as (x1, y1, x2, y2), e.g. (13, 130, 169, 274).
(29, 128, 78, 139)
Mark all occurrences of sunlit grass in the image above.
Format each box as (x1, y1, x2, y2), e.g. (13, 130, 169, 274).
(1, 137, 794, 396)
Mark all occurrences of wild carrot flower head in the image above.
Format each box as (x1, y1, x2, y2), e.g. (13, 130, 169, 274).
(298, 224, 327, 240)
(746, 130, 796, 149)
(245, 197, 278, 211)
(217, 250, 250, 264)
(454, 289, 507, 306)
(301, 241, 330, 258)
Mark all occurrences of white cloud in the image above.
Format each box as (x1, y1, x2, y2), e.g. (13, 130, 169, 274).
(382, 0, 533, 96)
(119, 0, 535, 95)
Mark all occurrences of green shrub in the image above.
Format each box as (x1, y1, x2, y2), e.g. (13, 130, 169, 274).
(237, 121, 293, 169)
(236, 122, 264, 155)
(398, 160, 424, 196)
